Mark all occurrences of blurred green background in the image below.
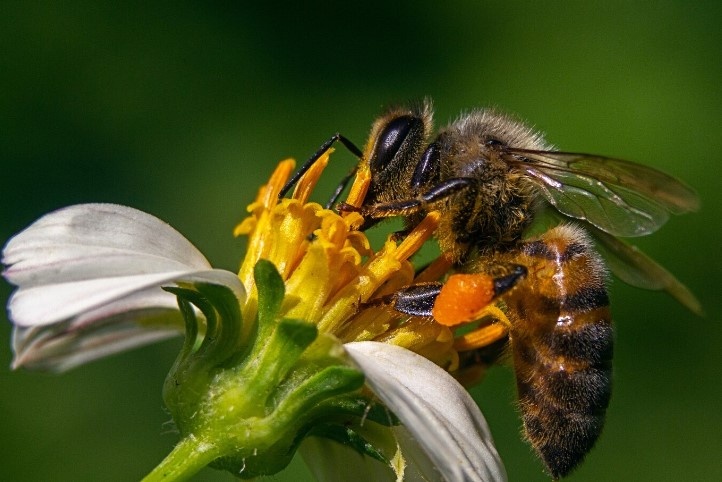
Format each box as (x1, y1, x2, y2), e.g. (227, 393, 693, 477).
(1, 1, 720, 481)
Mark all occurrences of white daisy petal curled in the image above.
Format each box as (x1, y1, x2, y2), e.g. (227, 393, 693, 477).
(2, 203, 244, 371)
(345, 341, 507, 482)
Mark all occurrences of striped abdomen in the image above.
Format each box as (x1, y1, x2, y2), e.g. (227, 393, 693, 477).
(503, 225, 613, 479)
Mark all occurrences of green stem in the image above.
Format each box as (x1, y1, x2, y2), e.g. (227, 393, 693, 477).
(142, 435, 221, 482)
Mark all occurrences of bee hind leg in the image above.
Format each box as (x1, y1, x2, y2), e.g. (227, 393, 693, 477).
(431, 265, 526, 326)
(364, 282, 443, 317)
(367, 265, 525, 320)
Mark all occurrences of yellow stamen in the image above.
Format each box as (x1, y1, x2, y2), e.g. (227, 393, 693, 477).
(393, 212, 440, 261)
(261, 159, 295, 209)
(317, 209, 442, 335)
(234, 155, 462, 374)
(336, 305, 394, 342)
(233, 159, 296, 238)
(413, 253, 454, 283)
(454, 317, 509, 352)
(344, 164, 371, 209)
(292, 149, 332, 204)
(376, 318, 456, 369)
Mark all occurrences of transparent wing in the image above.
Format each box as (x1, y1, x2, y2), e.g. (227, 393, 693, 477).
(524, 210, 702, 315)
(504, 148, 700, 237)
(588, 224, 703, 316)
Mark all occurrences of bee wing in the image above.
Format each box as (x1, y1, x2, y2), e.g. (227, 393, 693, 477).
(506, 149, 700, 237)
(587, 224, 703, 316)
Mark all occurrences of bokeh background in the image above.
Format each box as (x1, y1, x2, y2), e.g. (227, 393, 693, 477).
(1, 1, 720, 481)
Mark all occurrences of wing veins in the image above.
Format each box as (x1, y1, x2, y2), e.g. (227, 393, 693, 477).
(504, 148, 700, 214)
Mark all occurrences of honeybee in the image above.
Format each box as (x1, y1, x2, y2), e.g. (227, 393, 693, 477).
(282, 100, 700, 478)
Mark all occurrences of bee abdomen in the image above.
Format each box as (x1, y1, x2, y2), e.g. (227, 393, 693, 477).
(508, 225, 613, 478)
(516, 320, 613, 479)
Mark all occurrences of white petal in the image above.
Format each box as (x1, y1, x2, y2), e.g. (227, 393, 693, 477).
(345, 341, 507, 482)
(3, 203, 211, 287)
(12, 309, 179, 372)
(11, 269, 245, 371)
(7, 267, 244, 328)
(2, 203, 245, 370)
(9, 271, 198, 327)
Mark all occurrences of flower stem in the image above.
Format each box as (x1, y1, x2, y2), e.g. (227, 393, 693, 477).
(142, 435, 221, 482)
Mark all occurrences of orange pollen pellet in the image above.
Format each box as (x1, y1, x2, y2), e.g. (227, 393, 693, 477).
(432, 274, 496, 326)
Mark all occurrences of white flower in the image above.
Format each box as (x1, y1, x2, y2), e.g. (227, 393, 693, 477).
(3, 178, 505, 481)
(3, 203, 243, 371)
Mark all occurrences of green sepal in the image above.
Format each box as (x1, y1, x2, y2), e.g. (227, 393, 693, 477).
(307, 423, 390, 465)
(193, 282, 244, 364)
(317, 395, 399, 427)
(163, 283, 247, 417)
(208, 365, 367, 478)
(255, 258, 285, 333)
(151, 260, 388, 481)
(234, 318, 319, 418)
(271, 365, 365, 425)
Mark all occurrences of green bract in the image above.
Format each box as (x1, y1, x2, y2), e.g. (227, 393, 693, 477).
(147, 260, 394, 481)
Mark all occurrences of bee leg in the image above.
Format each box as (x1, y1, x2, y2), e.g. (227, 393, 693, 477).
(432, 265, 527, 325)
(417, 177, 475, 204)
(370, 266, 526, 319)
(338, 177, 473, 219)
(336, 201, 362, 213)
(364, 282, 442, 317)
(324, 165, 359, 209)
(279, 133, 363, 198)
(387, 228, 413, 243)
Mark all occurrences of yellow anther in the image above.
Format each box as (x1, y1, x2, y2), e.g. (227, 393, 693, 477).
(394, 211, 440, 261)
(344, 164, 371, 209)
(414, 253, 454, 283)
(453, 306, 510, 351)
(261, 158, 295, 208)
(293, 149, 333, 204)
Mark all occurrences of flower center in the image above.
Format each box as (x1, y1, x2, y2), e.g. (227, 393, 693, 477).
(233, 153, 460, 371)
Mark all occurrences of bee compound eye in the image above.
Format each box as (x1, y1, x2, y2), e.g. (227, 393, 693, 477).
(411, 142, 441, 191)
(372, 115, 420, 171)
